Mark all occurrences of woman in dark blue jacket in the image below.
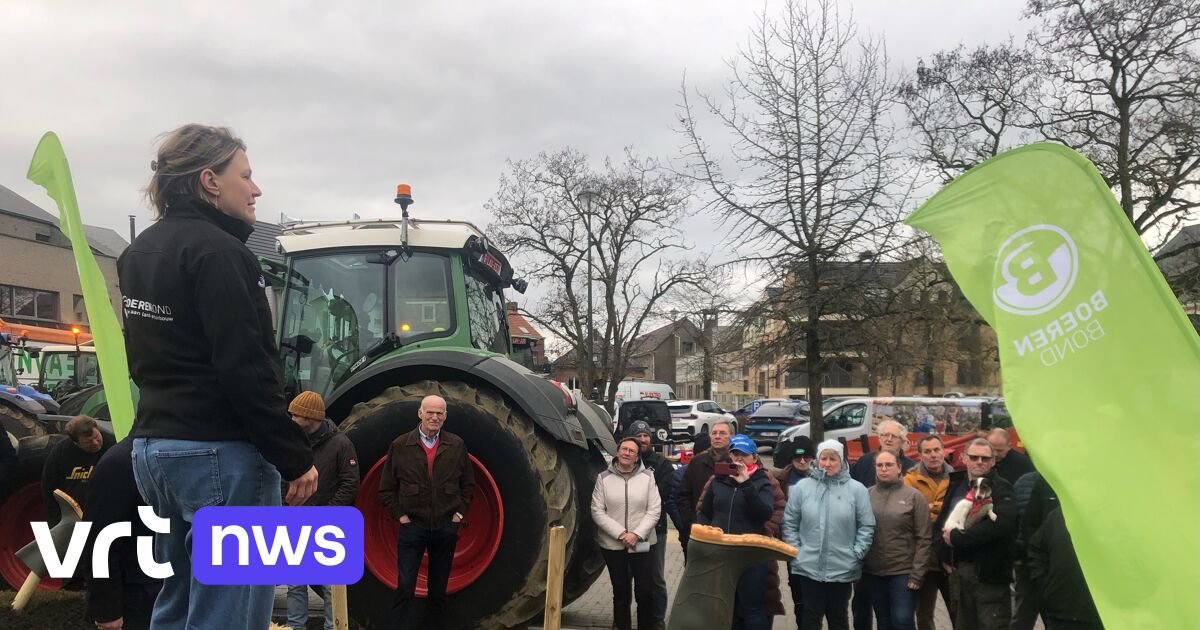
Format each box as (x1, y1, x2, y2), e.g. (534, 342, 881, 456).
(698, 434, 775, 629)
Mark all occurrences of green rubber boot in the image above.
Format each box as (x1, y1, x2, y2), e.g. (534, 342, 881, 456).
(666, 525, 797, 630)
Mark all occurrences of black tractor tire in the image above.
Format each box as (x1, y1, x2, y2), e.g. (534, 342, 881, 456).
(0, 403, 46, 445)
(559, 445, 606, 605)
(339, 379, 592, 629)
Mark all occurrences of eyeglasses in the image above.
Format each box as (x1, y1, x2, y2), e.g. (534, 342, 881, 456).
(966, 454, 994, 462)
(880, 433, 903, 440)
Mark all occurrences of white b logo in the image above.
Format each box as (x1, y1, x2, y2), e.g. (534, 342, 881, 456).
(993, 224, 1078, 316)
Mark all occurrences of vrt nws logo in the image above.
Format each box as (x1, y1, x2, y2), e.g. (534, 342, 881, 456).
(993, 224, 1079, 316)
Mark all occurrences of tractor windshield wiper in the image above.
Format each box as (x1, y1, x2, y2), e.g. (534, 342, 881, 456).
(349, 333, 403, 374)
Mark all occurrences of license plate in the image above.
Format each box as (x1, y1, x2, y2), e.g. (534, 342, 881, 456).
(760, 431, 779, 437)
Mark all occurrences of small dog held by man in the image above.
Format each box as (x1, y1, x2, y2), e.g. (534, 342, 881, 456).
(942, 476, 997, 532)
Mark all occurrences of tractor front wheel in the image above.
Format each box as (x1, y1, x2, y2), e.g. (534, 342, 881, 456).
(339, 380, 587, 629)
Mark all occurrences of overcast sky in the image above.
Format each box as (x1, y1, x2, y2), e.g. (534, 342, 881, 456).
(1, 0, 1029, 235)
(1, 0, 1032, 346)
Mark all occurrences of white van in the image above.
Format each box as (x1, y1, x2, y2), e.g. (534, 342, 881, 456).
(778, 397, 1003, 446)
(612, 379, 676, 404)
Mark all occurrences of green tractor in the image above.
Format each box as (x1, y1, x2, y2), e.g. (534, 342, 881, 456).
(270, 187, 614, 628)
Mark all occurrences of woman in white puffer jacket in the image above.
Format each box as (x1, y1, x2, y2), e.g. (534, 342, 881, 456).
(592, 436, 662, 630)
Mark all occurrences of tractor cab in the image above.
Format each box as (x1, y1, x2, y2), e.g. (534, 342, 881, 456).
(34, 342, 99, 401)
(275, 188, 526, 400)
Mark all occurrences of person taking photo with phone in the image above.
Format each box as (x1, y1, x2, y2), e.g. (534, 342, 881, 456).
(696, 434, 776, 630)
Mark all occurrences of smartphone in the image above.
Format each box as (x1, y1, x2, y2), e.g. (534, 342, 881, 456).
(714, 462, 736, 476)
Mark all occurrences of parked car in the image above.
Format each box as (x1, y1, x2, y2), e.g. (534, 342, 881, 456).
(668, 399, 738, 439)
(732, 398, 790, 425)
(777, 396, 1007, 456)
(744, 401, 810, 448)
(613, 399, 674, 445)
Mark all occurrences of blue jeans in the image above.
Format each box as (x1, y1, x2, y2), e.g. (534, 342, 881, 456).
(733, 561, 771, 630)
(131, 438, 282, 630)
(863, 573, 917, 630)
(287, 584, 333, 630)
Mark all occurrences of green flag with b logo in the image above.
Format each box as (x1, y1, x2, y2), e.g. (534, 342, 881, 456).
(906, 143, 1200, 629)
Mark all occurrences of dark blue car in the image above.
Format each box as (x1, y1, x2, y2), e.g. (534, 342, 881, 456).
(744, 401, 810, 448)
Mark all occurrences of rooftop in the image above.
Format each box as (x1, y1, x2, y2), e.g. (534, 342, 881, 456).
(1, 183, 128, 257)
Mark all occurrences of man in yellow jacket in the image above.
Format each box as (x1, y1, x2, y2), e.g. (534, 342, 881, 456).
(903, 435, 952, 630)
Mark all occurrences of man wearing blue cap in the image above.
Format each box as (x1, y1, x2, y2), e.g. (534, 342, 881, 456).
(697, 434, 775, 629)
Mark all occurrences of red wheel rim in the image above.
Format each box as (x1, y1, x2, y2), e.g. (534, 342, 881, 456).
(358, 454, 504, 595)
(0, 482, 65, 591)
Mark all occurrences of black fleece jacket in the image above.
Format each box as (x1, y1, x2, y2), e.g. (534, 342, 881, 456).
(640, 449, 674, 533)
(933, 468, 1017, 584)
(41, 433, 114, 525)
(118, 198, 311, 479)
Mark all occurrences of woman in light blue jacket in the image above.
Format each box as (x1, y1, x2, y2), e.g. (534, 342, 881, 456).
(782, 439, 875, 630)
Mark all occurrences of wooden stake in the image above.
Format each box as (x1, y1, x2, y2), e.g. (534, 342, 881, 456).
(331, 584, 349, 630)
(543, 525, 567, 630)
(11, 572, 39, 612)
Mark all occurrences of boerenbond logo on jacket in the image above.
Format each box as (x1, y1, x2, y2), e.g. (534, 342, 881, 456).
(33, 506, 363, 584)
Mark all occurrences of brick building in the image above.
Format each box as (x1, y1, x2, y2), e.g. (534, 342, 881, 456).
(0, 184, 126, 345)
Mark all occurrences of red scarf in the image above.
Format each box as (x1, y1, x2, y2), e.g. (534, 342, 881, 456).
(965, 487, 993, 516)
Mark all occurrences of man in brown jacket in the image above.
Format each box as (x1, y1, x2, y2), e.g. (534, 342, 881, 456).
(378, 395, 475, 630)
(902, 435, 953, 630)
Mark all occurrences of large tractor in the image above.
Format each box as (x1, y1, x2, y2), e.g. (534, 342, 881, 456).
(0, 332, 78, 592)
(0, 332, 62, 442)
(0, 189, 614, 627)
(273, 188, 614, 628)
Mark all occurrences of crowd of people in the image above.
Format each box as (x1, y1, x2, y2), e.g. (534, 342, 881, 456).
(598, 418, 1103, 630)
(20, 122, 1101, 630)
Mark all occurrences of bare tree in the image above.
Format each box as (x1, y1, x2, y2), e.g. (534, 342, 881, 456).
(677, 0, 910, 442)
(899, 41, 1042, 182)
(1028, 0, 1200, 252)
(486, 148, 704, 412)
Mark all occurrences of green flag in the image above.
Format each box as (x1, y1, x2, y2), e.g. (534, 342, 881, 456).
(906, 143, 1200, 628)
(27, 132, 135, 440)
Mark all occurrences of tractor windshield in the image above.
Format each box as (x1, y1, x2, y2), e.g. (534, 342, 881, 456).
(279, 251, 453, 399)
(39, 350, 100, 398)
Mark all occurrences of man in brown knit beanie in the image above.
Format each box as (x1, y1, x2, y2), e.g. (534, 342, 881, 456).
(284, 391, 359, 630)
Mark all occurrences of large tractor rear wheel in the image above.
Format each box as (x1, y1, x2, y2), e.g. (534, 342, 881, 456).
(340, 380, 598, 629)
(0, 403, 45, 444)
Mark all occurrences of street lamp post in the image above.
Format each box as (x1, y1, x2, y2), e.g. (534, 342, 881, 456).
(577, 188, 600, 401)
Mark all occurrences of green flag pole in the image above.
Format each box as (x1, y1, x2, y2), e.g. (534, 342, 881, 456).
(27, 132, 135, 440)
(906, 142, 1200, 629)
